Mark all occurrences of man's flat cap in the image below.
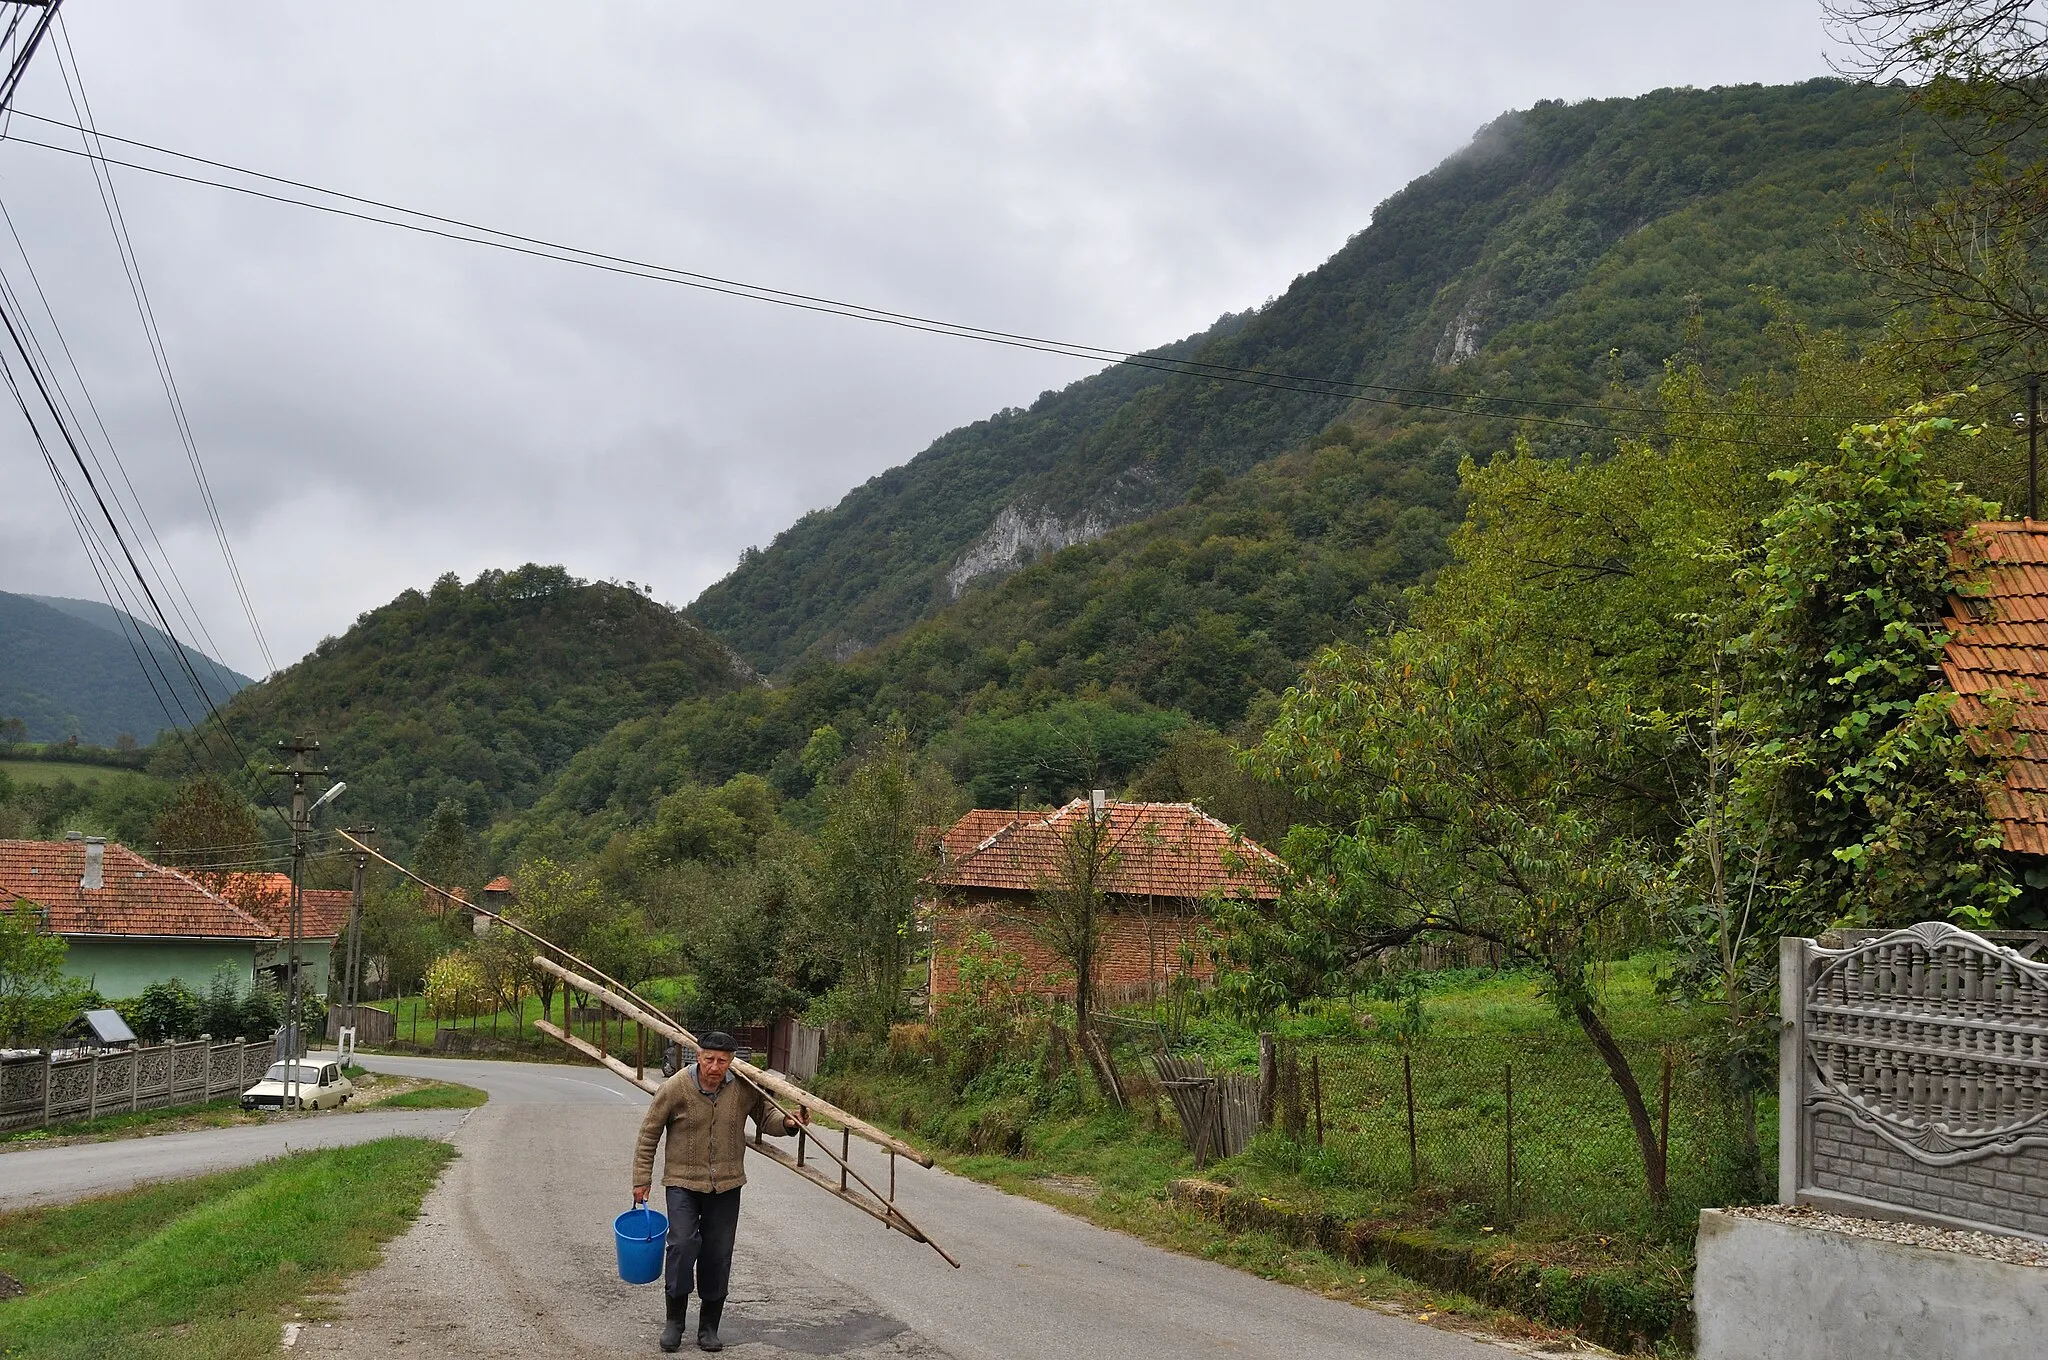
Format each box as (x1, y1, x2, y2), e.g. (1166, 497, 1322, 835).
(699, 1031, 738, 1052)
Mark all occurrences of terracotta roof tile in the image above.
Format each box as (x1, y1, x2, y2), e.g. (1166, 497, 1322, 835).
(931, 801, 1282, 899)
(218, 872, 352, 939)
(1946, 523, 2048, 856)
(0, 840, 275, 939)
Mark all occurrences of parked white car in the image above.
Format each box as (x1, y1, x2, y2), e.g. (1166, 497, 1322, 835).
(241, 1057, 353, 1111)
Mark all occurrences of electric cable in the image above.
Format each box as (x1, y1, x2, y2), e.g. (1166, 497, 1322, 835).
(51, 22, 277, 676)
(0, 111, 1888, 447)
(0, 199, 240, 717)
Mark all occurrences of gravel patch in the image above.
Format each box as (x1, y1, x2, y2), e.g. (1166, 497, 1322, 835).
(1724, 1204, 2048, 1267)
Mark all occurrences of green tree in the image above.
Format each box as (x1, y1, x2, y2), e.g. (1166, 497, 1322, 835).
(1831, 0, 2048, 372)
(0, 903, 87, 1046)
(1027, 802, 1122, 1048)
(415, 799, 483, 899)
(629, 775, 778, 870)
(153, 773, 263, 892)
(360, 884, 447, 998)
(1737, 409, 2015, 931)
(1233, 623, 1677, 1201)
(810, 731, 957, 1036)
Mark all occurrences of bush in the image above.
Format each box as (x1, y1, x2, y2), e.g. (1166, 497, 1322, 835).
(930, 931, 1039, 1088)
(131, 979, 202, 1042)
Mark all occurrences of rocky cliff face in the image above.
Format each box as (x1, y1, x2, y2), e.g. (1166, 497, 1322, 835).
(945, 503, 1113, 598)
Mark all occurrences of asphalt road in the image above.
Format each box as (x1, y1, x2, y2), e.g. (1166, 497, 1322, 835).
(290, 1055, 1514, 1360)
(0, 1107, 468, 1212)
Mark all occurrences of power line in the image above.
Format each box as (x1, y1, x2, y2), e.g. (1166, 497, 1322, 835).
(0, 268, 272, 794)
(0, 197, 241, 715)
(51, 22, 277, 677)
(0, 110, 1883, 444)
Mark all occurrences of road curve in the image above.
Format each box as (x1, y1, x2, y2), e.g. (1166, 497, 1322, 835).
(291, 1055, 1509, 1360)
(0, 1107, 469, 1211)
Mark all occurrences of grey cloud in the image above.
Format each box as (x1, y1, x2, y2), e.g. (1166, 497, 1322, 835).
(0, 1, 1849, 675)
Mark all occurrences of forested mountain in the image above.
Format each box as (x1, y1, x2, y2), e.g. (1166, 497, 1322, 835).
(0, 591, 250, 746)
(688, 80, 1928, 675)
(192, 565, 753, 848)
(484, 80, 1947, 857)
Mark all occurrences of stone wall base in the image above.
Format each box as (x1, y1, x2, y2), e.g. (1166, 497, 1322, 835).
(1695, 1209, 2048, 1360)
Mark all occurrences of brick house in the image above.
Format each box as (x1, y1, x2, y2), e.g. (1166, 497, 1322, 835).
(0, 837, 277, 999)
(925, 799, 1282, 1005)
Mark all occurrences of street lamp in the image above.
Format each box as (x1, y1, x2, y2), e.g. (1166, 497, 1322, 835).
(285, 780, 346, 1113)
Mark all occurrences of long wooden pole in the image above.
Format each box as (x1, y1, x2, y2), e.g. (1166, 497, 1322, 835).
(532, 956, 930, 1167)
(536, 1018, 959, 1267)
(332, 832, 951, 1256)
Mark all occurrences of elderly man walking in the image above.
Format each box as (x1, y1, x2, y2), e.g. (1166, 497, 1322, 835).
(633, 1030, 806, 1352)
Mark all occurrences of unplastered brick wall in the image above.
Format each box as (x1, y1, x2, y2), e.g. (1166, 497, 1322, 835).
(1810, 1109, 2048, 1239)
(929, 892, 1215, 1002)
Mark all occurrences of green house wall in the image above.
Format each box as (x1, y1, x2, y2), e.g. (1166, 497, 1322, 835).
(61, 938, 334, 1001)
(63, 939, 258, 1000)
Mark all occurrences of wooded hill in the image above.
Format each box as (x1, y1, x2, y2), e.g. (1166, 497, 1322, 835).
(688, 80, 1926, 676)
(0, 592, 250, 747)
(184, 565, 753, 848)
(492, 79, 1950, 856)
(173, 80, 1957, 855)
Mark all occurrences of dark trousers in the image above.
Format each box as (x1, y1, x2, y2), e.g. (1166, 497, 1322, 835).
(663, 1185, 741, 1304)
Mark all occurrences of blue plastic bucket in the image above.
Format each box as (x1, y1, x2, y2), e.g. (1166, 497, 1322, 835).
(614, 1205, 668, 1285)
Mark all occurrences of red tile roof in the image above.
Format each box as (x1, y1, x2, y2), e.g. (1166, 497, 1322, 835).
(218, 872, 352, 940)
(931, 801, 1282, 899)
(0, 840, 276, 940)
(483, 875, 514, 893)
(1945, 522, 2048, 855)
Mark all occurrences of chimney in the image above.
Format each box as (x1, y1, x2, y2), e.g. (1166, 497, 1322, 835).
(1090, 788, 1107, 824)
(81, 836, 105, 890)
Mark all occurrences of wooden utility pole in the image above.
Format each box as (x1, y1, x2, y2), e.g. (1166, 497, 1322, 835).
(342, 832, 371, 1035)
(2029, 373, 2040, 521)
(269, 736, 331, 1112)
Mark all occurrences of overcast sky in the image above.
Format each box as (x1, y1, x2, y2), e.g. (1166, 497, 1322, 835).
(0, 2, 1853, 676)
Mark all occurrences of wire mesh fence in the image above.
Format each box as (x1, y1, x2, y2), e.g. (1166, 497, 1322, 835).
(1266, 1034, 1769, 1236)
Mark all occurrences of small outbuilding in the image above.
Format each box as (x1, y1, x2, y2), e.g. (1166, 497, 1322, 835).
(71, 1008, 138, 1049)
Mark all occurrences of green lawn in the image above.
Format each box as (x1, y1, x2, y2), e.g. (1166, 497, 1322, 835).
(367, 990, 673, 1069)
(0, 758, 163, 792)
(817, 953, 1758, 1346)
(0, 1138, 454, 1359)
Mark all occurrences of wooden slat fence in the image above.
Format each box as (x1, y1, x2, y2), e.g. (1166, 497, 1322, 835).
(0, 1039, 275, 1133)
(326, 1006, 396, 1046)
(1154, 1055, 1259, 1167)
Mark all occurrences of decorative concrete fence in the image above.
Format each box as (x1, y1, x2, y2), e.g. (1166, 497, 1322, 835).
(1779, 921, 2048, 1239)
(0, 1039, 275, 1133)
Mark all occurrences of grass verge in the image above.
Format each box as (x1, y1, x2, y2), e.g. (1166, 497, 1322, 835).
(2, 1098, 244, 1146)
(0, 1137, 454, 1359)
(364, 1082, 487, 1110)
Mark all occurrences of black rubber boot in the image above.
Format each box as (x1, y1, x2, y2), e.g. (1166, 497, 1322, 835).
(697, 1298, 724, 1352)
(660, 1293, 688, 1353)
